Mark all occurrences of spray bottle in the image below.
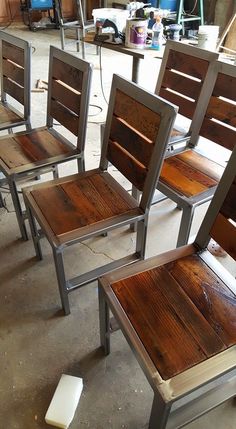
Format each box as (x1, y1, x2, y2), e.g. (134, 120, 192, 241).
(151, 16, 163, 50)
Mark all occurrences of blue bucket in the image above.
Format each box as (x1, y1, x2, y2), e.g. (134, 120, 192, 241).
(30, 0, 53, 9)
(159, 0, 177, 12)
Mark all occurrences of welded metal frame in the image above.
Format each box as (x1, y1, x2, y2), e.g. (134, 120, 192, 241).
(0, 31, 32, 132)
(98, 146, 236, 429)
(24, 73, 178, 315)
(0, 46, 92, 241)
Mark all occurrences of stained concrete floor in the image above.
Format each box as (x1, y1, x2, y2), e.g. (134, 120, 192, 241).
(0, 25, 235, 429)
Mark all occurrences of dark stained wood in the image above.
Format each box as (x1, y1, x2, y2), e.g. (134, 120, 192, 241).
(0, 104, 22, 124)
(3, 77, 24, 105)
(0, 129, 75, 169)
(159, 87, 195, 119)
(51, 79, 81, 115)
(166, 254, 236, 345)
(50, 99, 79, 136)
(162, 69, 202, 101)
(200, 117, 236, 151)
(166, 50, 209, 81)
(210, 213, 236, 260)
(175, 150, 224, 182)
(107, 139, 147, 191)
(206, 96, 236, 127)
(31, 172, 137, 236)
(110, 116, 154, 167)
(221, 179, 236, 222)
(2, 41, 24, 67)
(52, 57, 83, 92)
(160, 155, 218, 197)
(2, 58, 24, 87)
(114, 89, 161, 142)
(213, 72, 236, 101)
(111, 261, 226, 380)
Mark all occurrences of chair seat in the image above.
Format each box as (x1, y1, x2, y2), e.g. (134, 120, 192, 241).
(111, 250, 236, 381)
(28, 169, 141, 241)
(0, 103, 24, 128)
(160, 149, 224, 198)
(0, 128, 78, 175)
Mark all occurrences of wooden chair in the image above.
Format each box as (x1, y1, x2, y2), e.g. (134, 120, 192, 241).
(131, 40, 219, 201)
(55, 0, 97, 59)
(98, 144, 236, 429)
(0, 45, 92, 241)
(23, 74, 178, 315)
(154, 40, 219, 152)
(0, 31, 31, 133)
(157, 60, 236, 247)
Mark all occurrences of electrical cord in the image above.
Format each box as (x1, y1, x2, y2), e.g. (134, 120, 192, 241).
(99, 43, 109, 105)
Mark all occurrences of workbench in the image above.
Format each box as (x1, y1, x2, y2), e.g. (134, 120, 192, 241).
(84, 33, 164, 83)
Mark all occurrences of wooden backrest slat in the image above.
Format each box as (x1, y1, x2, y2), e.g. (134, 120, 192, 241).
(2, 41, 24, 67)
(110, 116, 154, 168)
(2, 58, 24, 87)
(159, 87, 195, 119)
(199, 70, 236, 150)
(206, 97, 236, 127)
(51, 99, 78, 136)
(52, 57, 83, 92)
(2, 77, 24, 105)
(162, 69, 202, 101)
(107, 139, 147, 191)
(200, 117, 235, 151)
(113, 89, 161, 141)
(51, 79, 81, 115)
(213, 72, 236, 100)
(210, 213, 236, 260)
(165, 49, 209, 81)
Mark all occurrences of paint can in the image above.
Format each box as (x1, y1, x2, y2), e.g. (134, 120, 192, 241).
(125, 18, 147, 49)
(198, 25, 219, 51)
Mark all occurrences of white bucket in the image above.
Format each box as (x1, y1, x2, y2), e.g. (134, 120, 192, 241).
(125, 18, 147, 49)
(198, 25, 219, 51)
(92, 8, 129, 33)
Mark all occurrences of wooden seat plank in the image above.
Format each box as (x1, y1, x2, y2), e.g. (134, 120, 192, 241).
(31, 172, 137, 236)
(0, 104, 22, 124)
(165, 254, 236, 345)
(112, 265, 225, 380)
(160, 157, 217, 197)
(175, 150, 224, 182)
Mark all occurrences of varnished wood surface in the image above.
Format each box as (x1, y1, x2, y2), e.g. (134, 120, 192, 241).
(165, 50, 209, 81)
(0, 104, 23, 125)
(2, 41, 24, 67)
(0, 129, 76, 170)
(30, 171, 139, 236)
(111, 253, 236, 380)
(160, 150, 223, 198)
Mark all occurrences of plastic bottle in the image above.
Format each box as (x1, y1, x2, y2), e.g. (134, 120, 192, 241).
(151, 17, 163, 50)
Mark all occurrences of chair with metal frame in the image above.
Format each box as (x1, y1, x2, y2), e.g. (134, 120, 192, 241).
(0, 31, 31, 133)
(131, 40, 219, 202)
(23, 73, 178, 315)
(98, 144, 236, 429)
(0, 45, 92, 241)
(55, 0, 97, 59)
(156, 59, 236, 247)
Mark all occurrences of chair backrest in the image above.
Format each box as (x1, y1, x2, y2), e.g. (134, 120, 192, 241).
(155, 40, 218, 120)
(192, 60, 236, 153)
(196, 145, 236, 259)
(0, 31, 31, 121)
(46, 46, 92, 151)
(100, 74, 178, 210)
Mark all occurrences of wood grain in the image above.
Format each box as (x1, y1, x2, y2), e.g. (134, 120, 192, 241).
(166, 50, 209, 81)
(52, 57, 83, 92)
(2, 41, 24, 67)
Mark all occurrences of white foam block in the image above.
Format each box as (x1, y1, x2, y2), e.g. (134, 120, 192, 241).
(45, 374, 83, 429)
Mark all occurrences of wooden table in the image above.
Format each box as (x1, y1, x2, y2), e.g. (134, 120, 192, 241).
(84, 33, 164, 83)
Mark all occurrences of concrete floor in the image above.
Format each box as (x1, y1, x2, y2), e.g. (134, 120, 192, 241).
(0, 25, 235, 429)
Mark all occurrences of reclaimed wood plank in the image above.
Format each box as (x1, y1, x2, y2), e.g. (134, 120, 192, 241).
(52, 57, 83, 92)
(162, 69, 202, 101)
(2, 41, 24, 67)
(51, 79, 81, 115)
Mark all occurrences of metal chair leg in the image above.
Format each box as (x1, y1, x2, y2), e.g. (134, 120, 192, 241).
(53, 165, 59, 179)
(8, 179, 28, 241)
(177, 204, 194, 247)
(26, 205, 43, 260)
(98, 284, 110, 355)
(136, 218, 148, 259)
(149, 392, 171, 429)
(52, 247, 70, 315)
